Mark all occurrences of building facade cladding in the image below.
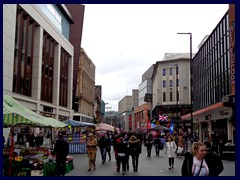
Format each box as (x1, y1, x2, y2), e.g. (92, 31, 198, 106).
(190, 5, 235, 144)
(134, 103, 151, 132)
(118, 96, 133, 130)
(94, 85, 102, 123)
(139, 79, 152, 106)
(65, 4, 85, 110)
(74, 48, 95, 122)
(142, 64, 155, 82)
(152, 58, 191, 122)
(192, 11, 231, 111)
(3, 4, 74, 120)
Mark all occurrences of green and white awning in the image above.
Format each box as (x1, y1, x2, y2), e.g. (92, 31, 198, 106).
(3, 94, 67, 128)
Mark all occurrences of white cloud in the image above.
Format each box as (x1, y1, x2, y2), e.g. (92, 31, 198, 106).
(81, 4, 229, 111)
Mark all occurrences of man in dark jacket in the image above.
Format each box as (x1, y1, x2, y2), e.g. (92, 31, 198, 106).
(54, 133, 69, 176)
(116, 137, 128, 175)
(98, 134, 108, 164)
(181, 142, 224, 176)
(204, 141, 224, 176)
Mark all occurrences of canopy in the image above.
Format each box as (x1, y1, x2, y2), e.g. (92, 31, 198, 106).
(96, 123, 119, 131)
(63, 119, 96, 127)
(149, 125, 169, 131)
(3, 94, 67, 128)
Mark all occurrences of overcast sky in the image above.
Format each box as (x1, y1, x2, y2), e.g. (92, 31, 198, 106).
(81, 4, 229, 111)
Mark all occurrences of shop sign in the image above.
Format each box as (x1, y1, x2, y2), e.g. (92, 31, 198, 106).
(229, 25, 235, 93)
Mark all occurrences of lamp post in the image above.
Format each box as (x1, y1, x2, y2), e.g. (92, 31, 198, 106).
(106, 106, 112, 125)
(177, 32, 193, 142)
(175, 64, 178, 126)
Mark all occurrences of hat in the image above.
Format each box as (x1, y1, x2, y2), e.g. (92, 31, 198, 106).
(88, 133, 94, 137)
(131, 135, 137, 140)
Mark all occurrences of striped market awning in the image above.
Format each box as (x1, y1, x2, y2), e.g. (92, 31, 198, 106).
(3, 94, 67, 128)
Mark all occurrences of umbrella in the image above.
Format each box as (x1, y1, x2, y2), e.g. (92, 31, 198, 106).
(149, 125, 169, 131)
(96, 123, 119, 131)
(63, 119, 96, 127)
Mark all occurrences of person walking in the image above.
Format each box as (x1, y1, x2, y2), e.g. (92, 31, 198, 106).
(164, 136, 177, 169)
(176, 132, 185, 157)
(145, 133, 153, 158)
(123, 133, 130, 171)
(115, 137, 128, 175)
(86, 133, 98, 171)
(128, 135, 141, 172)
(153, 134, 162, 156)
(98, 133, 108, 164)
(204, 141, 224, 175)
(105, 133, 112, 161)
(181, 141, 224, 176)
(54, 133, 69, 176)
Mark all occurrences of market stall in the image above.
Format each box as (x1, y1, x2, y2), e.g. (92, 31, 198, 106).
(3, 94, 73, 176)
(61, 119, 96, 154)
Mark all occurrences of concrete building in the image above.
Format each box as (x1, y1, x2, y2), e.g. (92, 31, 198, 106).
(3, 4, 82, 121)
(152, 53, 193, 129)
(182, 5, 235, 145)
(118, 89, 138, 130)
(73, 48, 95, 123)
(134, 65, 154, 133)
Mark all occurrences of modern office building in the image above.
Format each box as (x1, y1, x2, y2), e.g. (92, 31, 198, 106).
(181, 4, 235, 144)
(3, 4, 84, 121)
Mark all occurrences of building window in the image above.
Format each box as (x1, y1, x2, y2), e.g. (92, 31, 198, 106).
(177, 91, 179, 101)
(13, 8, 37, 97)
(59, 48, 70, 107)
(177, 79, 179, 86)
(163, 69, 166, 76)
(41, 32, 55, 103)
(170, 68, 172, 75)
(170, 92, 173, 101)
(163, 80, 166, 87)
(163, 92, 166, 102)
(176, 66, 179, 74)
(170, 80, 173, 87)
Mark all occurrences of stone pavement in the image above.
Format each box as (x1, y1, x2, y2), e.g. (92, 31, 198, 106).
(66, 145, 235, 176)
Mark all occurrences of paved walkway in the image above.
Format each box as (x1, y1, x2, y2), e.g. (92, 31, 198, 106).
(66, 145, 235, 176)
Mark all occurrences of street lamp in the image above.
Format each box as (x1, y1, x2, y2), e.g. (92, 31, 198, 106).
(177, 32, 193, 142)
(175, 64, 178, 126)
(106, 106, 112, 125)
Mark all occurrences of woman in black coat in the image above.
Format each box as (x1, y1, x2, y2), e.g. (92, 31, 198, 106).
(181, 141, 223, 176)
(128, 135, 141, 172)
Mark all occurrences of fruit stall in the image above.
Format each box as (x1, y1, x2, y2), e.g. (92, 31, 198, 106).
(3, 147, 74, 176)
(3, 95, 73, 176)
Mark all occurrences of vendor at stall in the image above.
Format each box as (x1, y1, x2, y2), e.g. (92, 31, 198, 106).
(54, 133, 69, 176)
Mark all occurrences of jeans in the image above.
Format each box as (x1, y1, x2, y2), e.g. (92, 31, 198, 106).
(131, 154, 139, 170)
(100, 148, 107, 162)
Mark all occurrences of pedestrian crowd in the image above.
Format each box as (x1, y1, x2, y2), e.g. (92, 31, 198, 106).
(83, 129, 224, 176)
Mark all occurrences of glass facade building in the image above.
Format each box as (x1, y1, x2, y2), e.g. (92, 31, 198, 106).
(192, 11, 231, 112)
